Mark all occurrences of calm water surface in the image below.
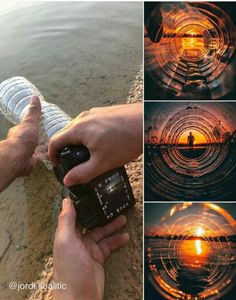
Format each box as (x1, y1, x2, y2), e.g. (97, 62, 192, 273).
(0, 2, 142, 120)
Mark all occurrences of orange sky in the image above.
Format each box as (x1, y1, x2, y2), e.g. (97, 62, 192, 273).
(145, 203, 236, 237)
(178, 130, 207, 144)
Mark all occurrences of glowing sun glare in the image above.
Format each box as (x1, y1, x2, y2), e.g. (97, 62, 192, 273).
(195, 239, 202, 255)
(195, 227, 205, 237)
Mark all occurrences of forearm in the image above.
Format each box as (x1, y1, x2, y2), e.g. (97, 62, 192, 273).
(129, 102, 143, 156)
(0, 139, 26, 192)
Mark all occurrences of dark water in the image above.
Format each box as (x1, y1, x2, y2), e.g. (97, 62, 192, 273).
(178, 146, 207, 158)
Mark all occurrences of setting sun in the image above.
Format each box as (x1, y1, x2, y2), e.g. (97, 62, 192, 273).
(178, 130, 207, 145)
(196, 227, 205, 237)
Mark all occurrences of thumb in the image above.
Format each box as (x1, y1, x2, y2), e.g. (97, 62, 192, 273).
(56, 198, 80, 239)
(22, 95, 41, 124)
(63, 157, 107, 185)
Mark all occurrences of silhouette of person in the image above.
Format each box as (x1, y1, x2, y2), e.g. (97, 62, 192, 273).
(187, 132, 195, 150)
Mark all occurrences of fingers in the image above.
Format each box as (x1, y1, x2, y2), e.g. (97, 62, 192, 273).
(48, 128, 82, 166)
(63, 156, 106, 185)
(55, 198, 80, 240)
(34, 142, 49, 162)
(34, 142, 48, 156)
(98, 233, 129, 259)
(22, 95, 41, 125)
(86, 215, 127, 243)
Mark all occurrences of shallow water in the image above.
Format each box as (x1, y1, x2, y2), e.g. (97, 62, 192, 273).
(0, 2, 142, 115)
(0, 2, 142, 299)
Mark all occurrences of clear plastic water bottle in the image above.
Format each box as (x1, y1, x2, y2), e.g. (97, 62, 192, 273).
(0, 76, 72, 169)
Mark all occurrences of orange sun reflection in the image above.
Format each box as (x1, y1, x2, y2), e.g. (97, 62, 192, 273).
(178, 239, 212, 267)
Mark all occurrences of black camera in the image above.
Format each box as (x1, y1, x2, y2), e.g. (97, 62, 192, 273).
(54, 145, 135, 229)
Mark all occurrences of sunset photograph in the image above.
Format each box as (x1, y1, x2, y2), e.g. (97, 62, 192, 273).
(144, 2, 236, 100)
(145, 203, 236, 300)
(144, 102, 236, 201)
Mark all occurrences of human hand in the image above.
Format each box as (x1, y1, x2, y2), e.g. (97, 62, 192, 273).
(53, 198, 129, 300)
(144, 2, 162, 43)
(6, 95, 41, 176)
(48, 103, 142, 185)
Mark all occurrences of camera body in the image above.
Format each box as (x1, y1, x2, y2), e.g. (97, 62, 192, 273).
(54, 145, 135, 229)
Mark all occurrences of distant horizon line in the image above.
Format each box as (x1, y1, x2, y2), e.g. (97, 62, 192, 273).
(145, 234, 236, 241)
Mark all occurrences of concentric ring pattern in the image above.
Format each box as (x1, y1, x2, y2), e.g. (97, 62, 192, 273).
(145, 2, 236, 99)
(145, 203, 236, 300)
(144, 102, 236, 201)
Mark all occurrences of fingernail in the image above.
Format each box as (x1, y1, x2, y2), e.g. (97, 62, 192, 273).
(123, 233, 130, 241)
(120, 215, 128, 223)
(31, 96, 39, 103)
(64, 177, 73, 187)
(62, 198, 70, 208)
